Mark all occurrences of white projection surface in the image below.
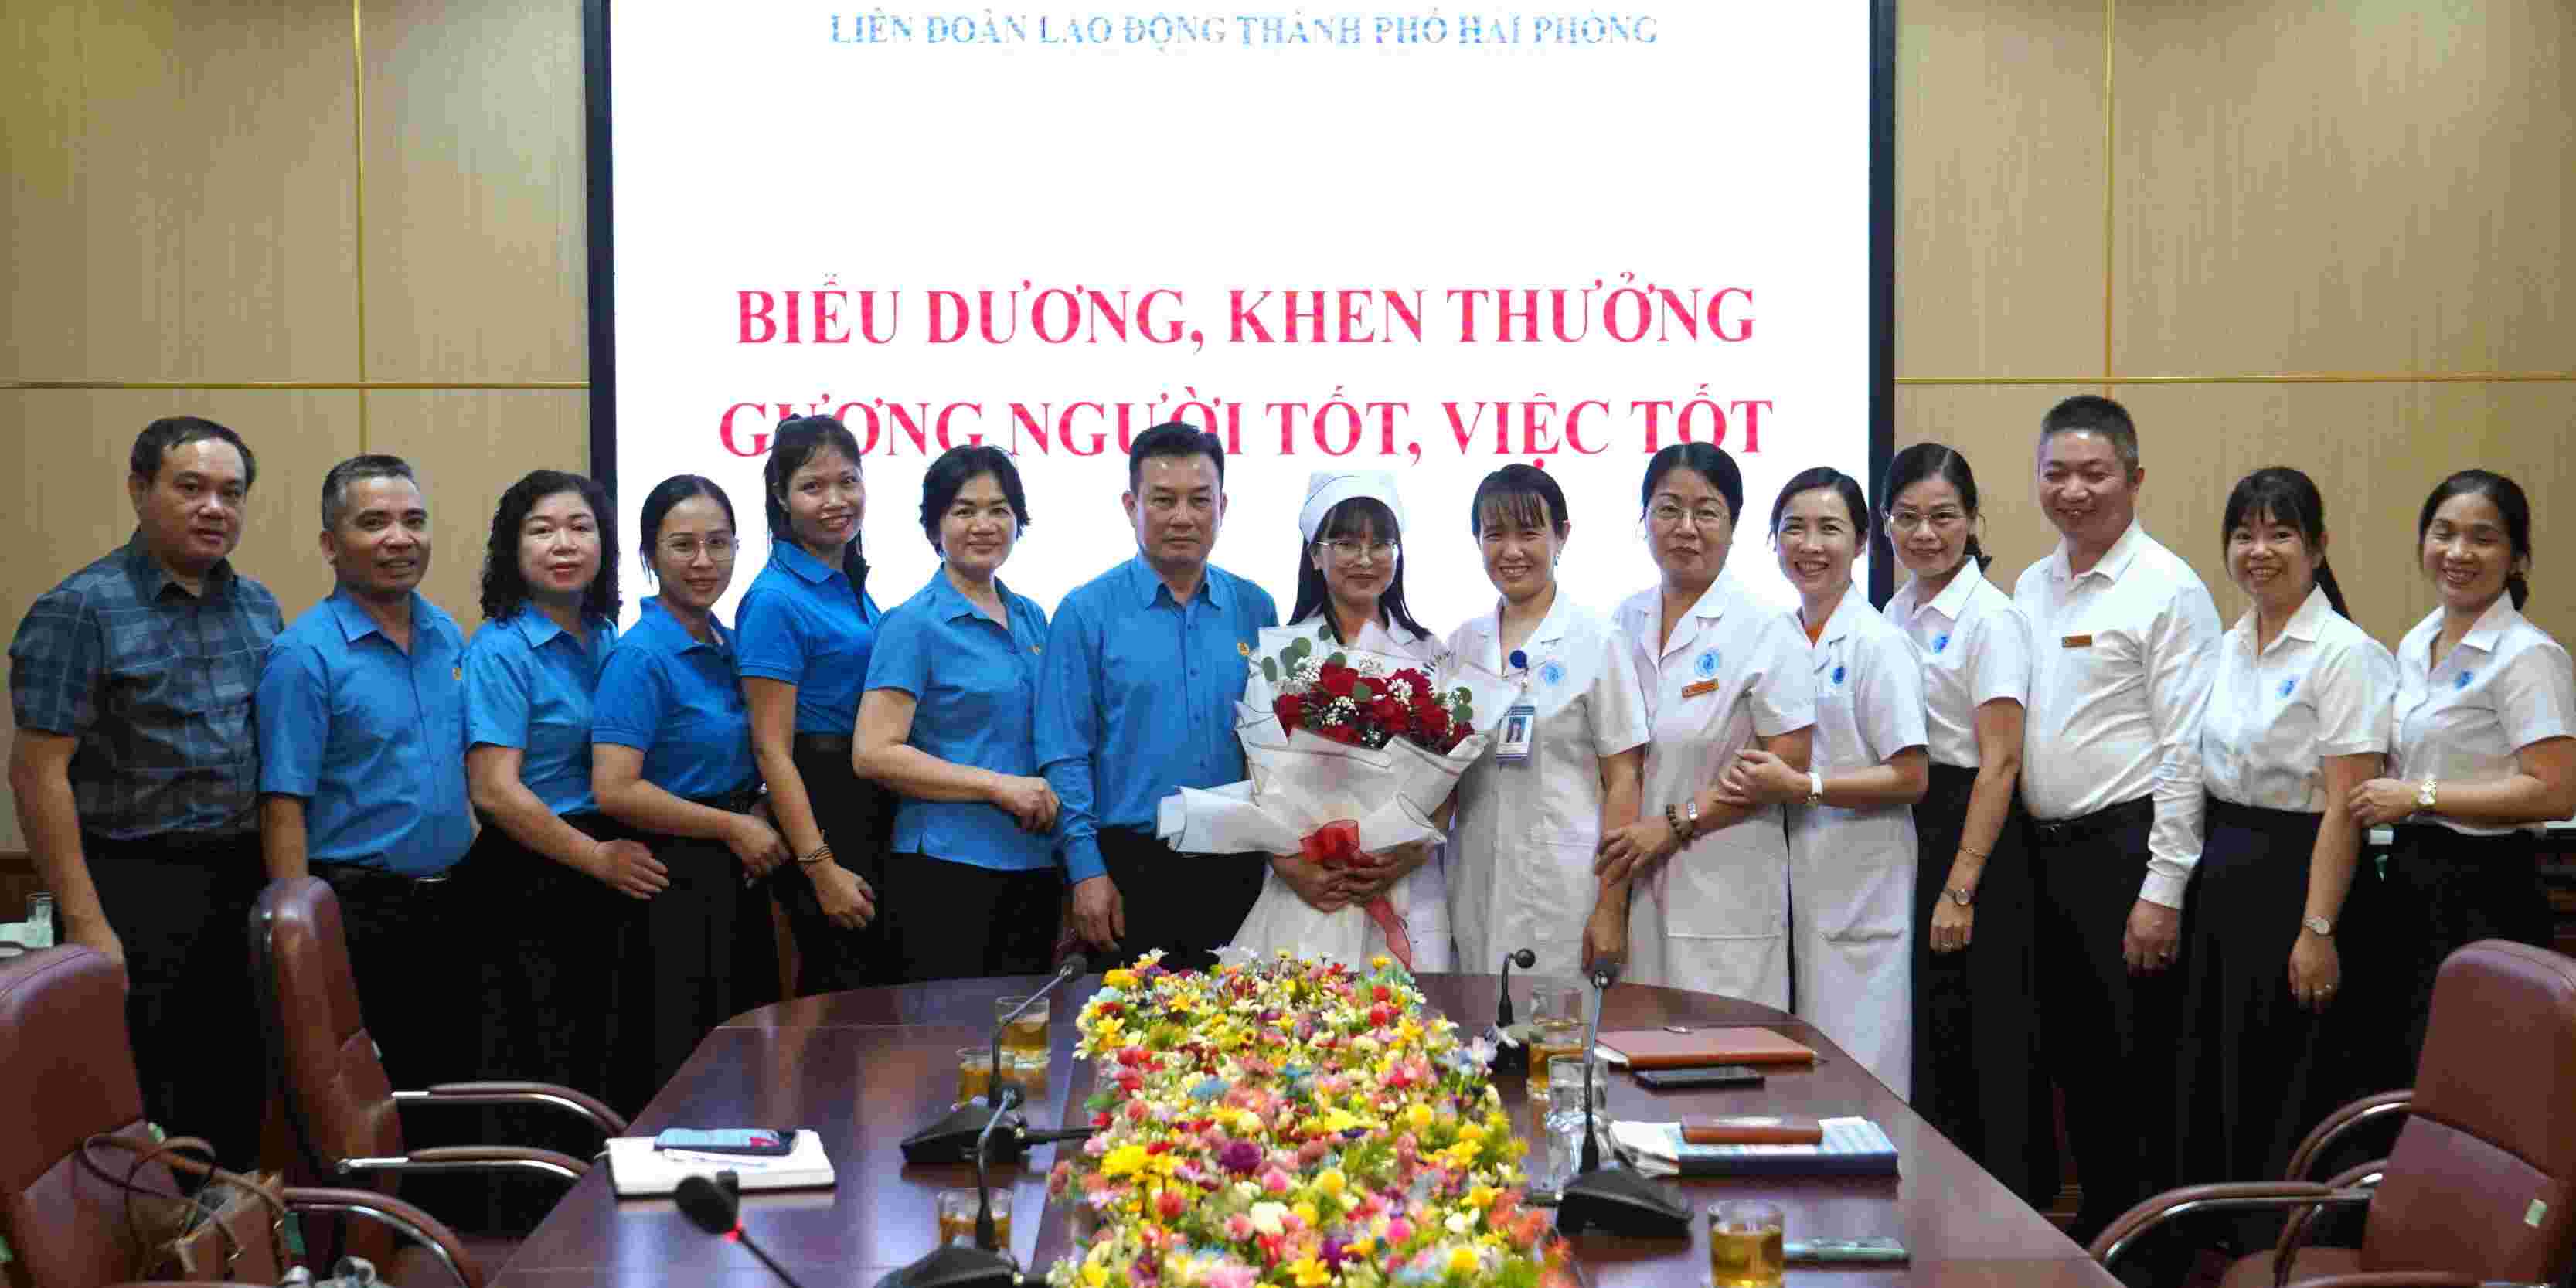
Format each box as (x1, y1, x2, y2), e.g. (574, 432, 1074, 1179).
(604, 5, 1880, 628)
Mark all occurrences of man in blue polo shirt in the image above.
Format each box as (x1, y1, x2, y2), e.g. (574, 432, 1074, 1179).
(256, 454, 471, 1085)
(1036, 421, 1278, 973)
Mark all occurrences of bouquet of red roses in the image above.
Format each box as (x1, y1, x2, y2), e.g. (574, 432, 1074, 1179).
(1263, 637, 1475, 755)
(1158, 633, 1485, 970)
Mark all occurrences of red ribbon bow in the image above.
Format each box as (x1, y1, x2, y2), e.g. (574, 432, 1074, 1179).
(1297, 820, 1414, 970)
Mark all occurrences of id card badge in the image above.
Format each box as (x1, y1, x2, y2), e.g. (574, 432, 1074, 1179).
(1496, 702, 1537, 765)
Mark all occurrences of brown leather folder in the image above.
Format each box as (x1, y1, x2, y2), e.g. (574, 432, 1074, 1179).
(1598, 1026, 1817, 1069)
(1682, 1116, 1826, 1146)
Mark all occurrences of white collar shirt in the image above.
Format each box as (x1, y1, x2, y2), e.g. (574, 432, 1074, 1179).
(1885, 562, 2030, 769)
(1795, 583, 1930, 778)
(2392, 596, 2576, 835)
(2013, 522, 2223, 908)
(2202, 586, 2395, 813)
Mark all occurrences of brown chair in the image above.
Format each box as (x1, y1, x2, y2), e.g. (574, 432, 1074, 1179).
(0, 943, 478, 1288)
(249, 876, 630, 1283)
(2091, 938, 2576, 1288)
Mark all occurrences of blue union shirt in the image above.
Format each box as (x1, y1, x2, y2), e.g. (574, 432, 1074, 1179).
(735, 542, 883, 735)
(254, 589, 472, 875)
(867, 569, 1053, 872)
(591, 596, 760, 802)
(1034, 556, 1278, 885)
(464, 605, 617, 817)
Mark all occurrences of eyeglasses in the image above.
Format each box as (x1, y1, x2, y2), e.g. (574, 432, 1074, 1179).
(660, 535, 738, 560)
(1649, 503, 1730, 531)
(1885, 509, 1965, 535)
(1321, 539, 1399, 563)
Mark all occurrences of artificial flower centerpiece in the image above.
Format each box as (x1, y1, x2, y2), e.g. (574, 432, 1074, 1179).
(1046, 953, 1576, 1288)
(1157, 635, 1483, 969)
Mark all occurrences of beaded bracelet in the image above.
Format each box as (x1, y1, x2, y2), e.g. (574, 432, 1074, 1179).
(796, 844, 835, 867)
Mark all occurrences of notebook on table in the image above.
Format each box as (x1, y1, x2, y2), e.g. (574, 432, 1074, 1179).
(1596, 1026, 1817, 1069)
(1612, 1116, 1898, 1178)
(605, 1129, 836, 1195)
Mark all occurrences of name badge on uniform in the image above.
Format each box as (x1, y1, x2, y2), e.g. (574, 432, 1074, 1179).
(1680, 678, 1720, 699)
(2061, 634, 2094, 649)
(1496, 702, 1537, 765)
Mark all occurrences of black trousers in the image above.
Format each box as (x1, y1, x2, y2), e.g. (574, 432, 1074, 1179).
(1096, 827, 1264, 974)
(880, 852, 1061, 983)
(2026, 796, 2183, 1244)
(2380, 823, 2547, 1080)
(607, 825, 781, 1116)
(305, 861, 464, 1092)
(83, 831, 266, 1169)
(1911, 764, 2056, 1209)
(772, 737, 896, 994)
(2171, 800, 2384, 1246)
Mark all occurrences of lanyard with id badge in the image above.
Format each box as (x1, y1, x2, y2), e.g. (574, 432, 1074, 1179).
(1494, 647, 1545, 766)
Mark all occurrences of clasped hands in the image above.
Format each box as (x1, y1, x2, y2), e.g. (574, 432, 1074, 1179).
(1594, 749, 1810, 885)
(1271, 841, 1430, 913)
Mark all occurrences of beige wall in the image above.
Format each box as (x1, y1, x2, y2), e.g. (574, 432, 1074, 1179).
(5, 0, 2572, 851)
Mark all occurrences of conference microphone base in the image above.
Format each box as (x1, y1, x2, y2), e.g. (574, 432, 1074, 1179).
(874, 1243, 1022, 1288)
(900, 1103, 1023, 1165)
(1553, 1165, 1692, 1239)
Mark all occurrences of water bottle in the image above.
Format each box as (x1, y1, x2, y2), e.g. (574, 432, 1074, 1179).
(22, 892, 53, 950)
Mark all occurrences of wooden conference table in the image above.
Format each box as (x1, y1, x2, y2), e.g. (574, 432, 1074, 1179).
(492, 974, 2115, 1287)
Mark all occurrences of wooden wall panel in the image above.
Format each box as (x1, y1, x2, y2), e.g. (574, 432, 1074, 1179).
(2112, 1, 2576, 376)
(0, 389, 359, 851)
(1897, 2, 2108, 378)
(0, 1, 356, 379)
(359, 390, 591, 630)
(358, 0, 587, 383)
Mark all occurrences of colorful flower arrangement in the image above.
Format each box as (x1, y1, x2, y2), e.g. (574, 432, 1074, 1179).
(1257, 637, 1475, 755)
(1046, 953, 1574, 1288)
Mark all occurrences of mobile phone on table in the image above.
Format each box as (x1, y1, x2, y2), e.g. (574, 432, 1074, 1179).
(1632, 1064, 1764, 1089)
(652, 1127, 796, 1157)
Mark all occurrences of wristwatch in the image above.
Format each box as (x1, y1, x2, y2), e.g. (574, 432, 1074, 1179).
(1804, 771, 1825, 807)
(1944, 886, 1975, 907)
(2416, 773, 2439, 811)
(2302, 915, 2334, 937)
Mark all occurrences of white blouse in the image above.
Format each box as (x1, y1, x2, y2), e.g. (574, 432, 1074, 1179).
(2201, 586, 2394, 813)
(2392, 596, 2576, 836)
(1885, 563, 2031, 769)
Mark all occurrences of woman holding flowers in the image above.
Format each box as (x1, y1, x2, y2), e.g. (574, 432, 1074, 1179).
(1228, 471, 1454, 969)
(1599, 443, 1816, 1008)
(1444, 464, 1651, 977)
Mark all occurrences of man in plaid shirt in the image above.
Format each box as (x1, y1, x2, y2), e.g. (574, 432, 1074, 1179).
(7, 416, 282, 1167)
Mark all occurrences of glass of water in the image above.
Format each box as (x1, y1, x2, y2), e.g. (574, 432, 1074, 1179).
(1530, 1055, 1608, 1193)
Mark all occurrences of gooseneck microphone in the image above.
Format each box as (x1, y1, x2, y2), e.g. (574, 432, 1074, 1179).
(989, 953, 1089, 1106)
(902, 954, 1093, 1165)
(677, 1173, 812, 1288)
(1496, 947, 1538, 1028)
(877, 1087, 1023, 1288)
(1553, 962, 1690, 1238)
(1487, 947, 1540, 1077)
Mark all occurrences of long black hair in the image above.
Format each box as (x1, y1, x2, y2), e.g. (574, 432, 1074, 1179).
(1881, 443, 1991, 573)
(2418, 468, 2534, 610)
(1289, 495, 1431, 645)
(480, 468, 618, 623)
(764, 414, 869, 589)
(2220, 467, 2350, 618)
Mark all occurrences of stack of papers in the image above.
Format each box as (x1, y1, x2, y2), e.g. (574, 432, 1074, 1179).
(1609, 1116, 1898, 1178)
(605, 1129, 837, 1195)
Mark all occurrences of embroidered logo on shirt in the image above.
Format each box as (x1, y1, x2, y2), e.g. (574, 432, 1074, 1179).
(1932, 633, 1951, 655)
(1539, 660, 1567, 688)
(2456, 670, 2475, 690)
(1693, 649, 1720, 679)
(2278, 677, 2296, 699)
(1831, 664, 1847, 686)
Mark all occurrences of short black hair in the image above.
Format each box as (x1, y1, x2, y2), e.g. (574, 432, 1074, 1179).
(1127, 420, 1226, 493)
(1469, 463, 1569, 537)
(2040, 394, 2140, 471)
(638, 474, 737, 565)
(919, 445, 1031, 554)
(131, 416, 257, 491)
(1882, 443, 1991, 573)
(2418, 468, 2535, 610)
(479, 468, 620, 623)
(319, 454, 420, 530)
(1639, 443, 1744, 525)
(1769, 467, 1873, 546)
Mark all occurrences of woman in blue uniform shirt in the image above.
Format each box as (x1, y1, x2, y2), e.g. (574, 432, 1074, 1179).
(592, 474, 788, 1107)
(737, 415, 890, 992)
(461, 468, 651, 1171)
(855, 446, 1061, 981)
